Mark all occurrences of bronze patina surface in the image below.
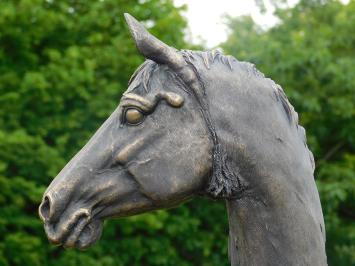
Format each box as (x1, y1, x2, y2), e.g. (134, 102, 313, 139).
(39, 14, 327, 266)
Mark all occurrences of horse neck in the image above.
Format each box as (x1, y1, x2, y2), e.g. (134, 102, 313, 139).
(197, 65, 327, 265)
(226, 175, 327, 266)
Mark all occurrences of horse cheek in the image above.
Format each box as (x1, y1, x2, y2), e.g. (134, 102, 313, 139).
(127, 153, 204, 203)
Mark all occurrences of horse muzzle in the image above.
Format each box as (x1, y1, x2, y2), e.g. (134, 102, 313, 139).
(38, 183, 105, 249)
(39, 197, 103, 249)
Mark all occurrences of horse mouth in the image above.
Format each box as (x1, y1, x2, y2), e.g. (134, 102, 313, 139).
(44, 216, 103, 249)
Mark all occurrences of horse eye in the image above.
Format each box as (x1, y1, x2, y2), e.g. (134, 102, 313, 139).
(124, 108, 144, 125)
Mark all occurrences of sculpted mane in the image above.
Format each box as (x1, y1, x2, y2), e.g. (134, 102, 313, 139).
(129, 50, 315, 198)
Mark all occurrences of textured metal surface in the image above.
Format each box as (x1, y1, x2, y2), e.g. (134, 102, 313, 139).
(39, 13, 327, 266)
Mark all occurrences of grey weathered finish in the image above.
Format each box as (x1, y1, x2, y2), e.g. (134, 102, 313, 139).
(39, 13, 327, 266)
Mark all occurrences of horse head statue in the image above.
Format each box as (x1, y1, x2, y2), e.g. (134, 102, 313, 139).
(39, 13, 327, 265)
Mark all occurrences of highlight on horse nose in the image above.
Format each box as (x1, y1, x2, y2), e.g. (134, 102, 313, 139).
(39, 195, 52, 222)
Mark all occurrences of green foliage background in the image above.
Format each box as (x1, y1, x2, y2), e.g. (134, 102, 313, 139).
(0, 0, 353, 265)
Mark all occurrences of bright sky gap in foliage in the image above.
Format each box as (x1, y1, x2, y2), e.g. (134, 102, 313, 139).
(174, 0, 350, 48)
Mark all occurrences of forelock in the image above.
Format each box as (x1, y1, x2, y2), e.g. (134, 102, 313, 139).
(127, 60, 159, 94)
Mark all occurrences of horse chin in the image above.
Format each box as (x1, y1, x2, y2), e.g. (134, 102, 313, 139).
(73, 219, 103, 250)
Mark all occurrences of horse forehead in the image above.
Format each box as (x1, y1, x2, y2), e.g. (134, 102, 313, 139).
(124, 83, 161, 99)
(125, 68, 169, 97)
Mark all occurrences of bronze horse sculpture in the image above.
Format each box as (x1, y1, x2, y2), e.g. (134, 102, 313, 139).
(39, 13, 327, 265)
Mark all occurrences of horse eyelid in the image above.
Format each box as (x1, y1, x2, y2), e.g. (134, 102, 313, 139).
(156, 92, 184, 108)
(118, 92, 184, 125)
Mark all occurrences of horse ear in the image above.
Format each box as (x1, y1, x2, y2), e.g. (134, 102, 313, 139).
(124, 13, 186, 69)
(124, 13, 199, 92)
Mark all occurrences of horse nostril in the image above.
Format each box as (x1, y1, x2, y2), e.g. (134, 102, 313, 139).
(39, 195, 51, 222)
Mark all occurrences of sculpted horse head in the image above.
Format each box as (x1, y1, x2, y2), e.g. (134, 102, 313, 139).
(39, 14, 327, 265)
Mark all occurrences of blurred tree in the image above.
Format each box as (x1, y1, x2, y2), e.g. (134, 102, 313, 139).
(222, 0, 355, 265)
(0, 0, 229, 265)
